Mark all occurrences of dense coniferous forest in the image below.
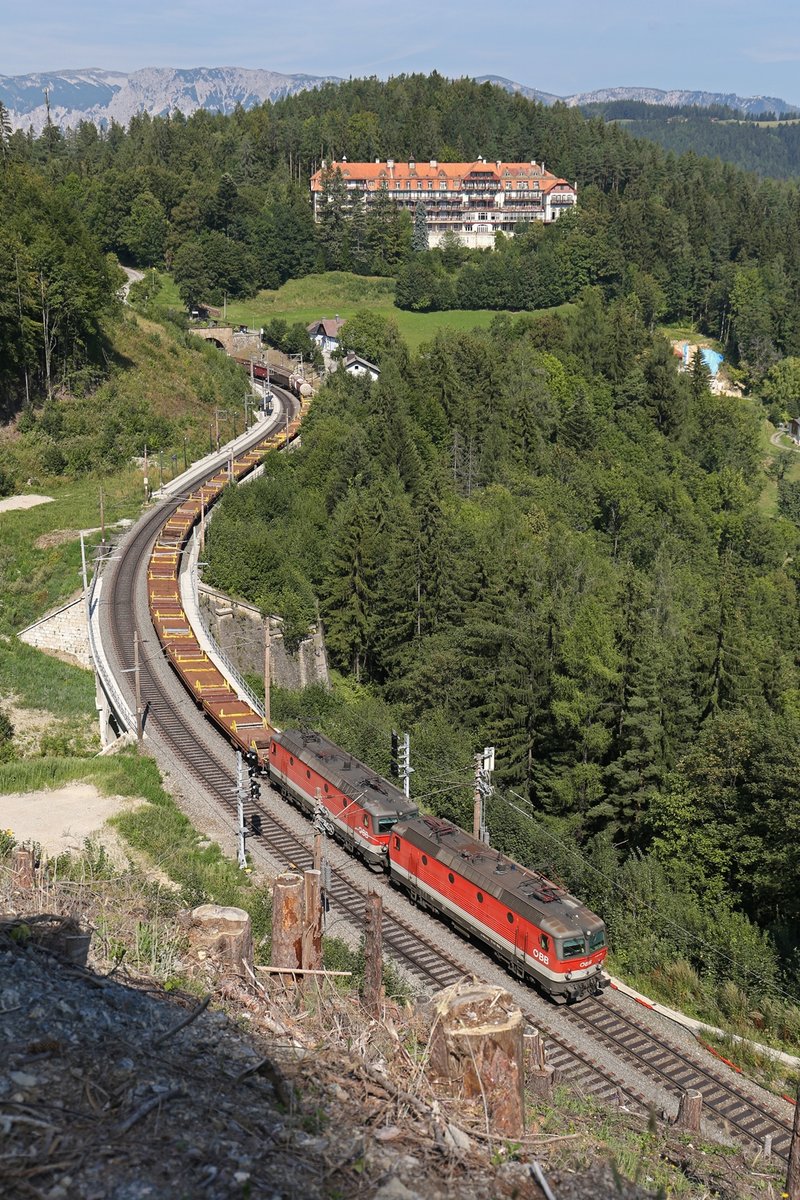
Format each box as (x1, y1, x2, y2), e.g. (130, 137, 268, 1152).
(205, 295, 800, 1020)
(581, 100, 800, 181)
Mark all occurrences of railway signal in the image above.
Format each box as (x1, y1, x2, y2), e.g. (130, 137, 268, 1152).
(473, 746, 495, 844)
(390, 731, 413, 797)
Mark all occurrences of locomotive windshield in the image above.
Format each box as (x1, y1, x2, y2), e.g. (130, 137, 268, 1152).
(377, 817, 398, 833)
(560, 936, 586, 958)
(589, 929, 606, 951)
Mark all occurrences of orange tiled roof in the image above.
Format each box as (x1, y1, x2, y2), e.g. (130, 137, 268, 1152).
(310, 159, 572, 193)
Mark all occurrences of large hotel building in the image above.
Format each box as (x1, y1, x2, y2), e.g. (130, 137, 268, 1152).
(310, 157, 577, 249)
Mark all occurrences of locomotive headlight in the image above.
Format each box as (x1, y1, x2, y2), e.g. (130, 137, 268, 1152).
(565, 972, 573, 980)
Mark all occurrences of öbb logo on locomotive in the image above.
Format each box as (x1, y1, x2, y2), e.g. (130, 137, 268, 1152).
(146, 408, 609, 1005)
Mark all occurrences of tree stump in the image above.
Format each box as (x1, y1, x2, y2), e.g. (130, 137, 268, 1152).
(786, 1077, 800, 1199)
(270, 872, 304, 981)
(301, 869, 322, 975)
(363, 892, 383, 1016)
(186, 904, 253, 981)
(675, 1089, 703, 1132)
(12, 848, 35, 889)
(525, 1031, 555, 1102)
(427, 980, 525, 1138)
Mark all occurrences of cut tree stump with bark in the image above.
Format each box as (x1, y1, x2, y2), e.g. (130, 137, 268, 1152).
(185, 905, 254, 981)
(363, 892, 383, 1016)
(427, 980, 525, 1138)
(525, 1031, 555, 1102)
(270, 872, 304, 981)
(786, 1077, 800, 1199)
(12, 848, 35, 889)
(675, 1089, 703, 1132)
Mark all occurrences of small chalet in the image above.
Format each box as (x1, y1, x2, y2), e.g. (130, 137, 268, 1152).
(342, 352, 380, 382)
(307, 317, 347, 353)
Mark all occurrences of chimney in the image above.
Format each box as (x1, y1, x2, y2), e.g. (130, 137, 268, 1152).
(387, 158, 395, 170)
(430, 159, 437, 168)
(496, 159, 501, 169)
(409, 157, 415, 169)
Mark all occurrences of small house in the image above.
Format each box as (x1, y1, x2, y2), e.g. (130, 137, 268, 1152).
(307, 317, 347, 353)
(342, 352, 380, 382)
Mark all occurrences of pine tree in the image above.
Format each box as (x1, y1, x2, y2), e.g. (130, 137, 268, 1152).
(412, 200, 429, 252)
(321, 487, 376, 681)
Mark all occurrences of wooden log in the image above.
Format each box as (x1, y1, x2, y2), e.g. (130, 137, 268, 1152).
(786, 1078, 800, 1199)
(301, 869, 322, 975)
(270, 872, 304, 981)
(186, 904, 253, 981)
(675, 1089, 703, 1133)
(12, 848, 35, 889)
(428, 980, 525, 1138)
(363, 892, 383, 1016)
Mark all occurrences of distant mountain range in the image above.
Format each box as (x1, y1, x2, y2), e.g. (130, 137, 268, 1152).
(2, 66, 797, 133)
(0, 67, 342, 132)
(475, 77, 800, 116)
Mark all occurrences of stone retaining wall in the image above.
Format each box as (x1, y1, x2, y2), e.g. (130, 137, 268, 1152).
(18, 596, 92, 670)
(198, 582, 329, 692)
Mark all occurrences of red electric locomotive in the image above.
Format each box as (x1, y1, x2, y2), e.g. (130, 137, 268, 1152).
(267, 729, 418, 869)
(389, 815, 608, 1002)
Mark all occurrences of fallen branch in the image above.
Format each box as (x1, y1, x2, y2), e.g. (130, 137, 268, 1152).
(254, 966, 352, 977)
(115, 1087, 184, 1135)
(152, 994, 211, 1048)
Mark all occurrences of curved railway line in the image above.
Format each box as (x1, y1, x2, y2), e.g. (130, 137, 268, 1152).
(98, 386, 793, 1164)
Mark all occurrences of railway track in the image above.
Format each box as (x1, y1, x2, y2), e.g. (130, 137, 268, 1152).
(99, 391, 790, 1162)
(570, 996, 794, 1158)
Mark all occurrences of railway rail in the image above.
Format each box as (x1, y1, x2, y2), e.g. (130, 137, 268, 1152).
(99, 385, 791, 1163)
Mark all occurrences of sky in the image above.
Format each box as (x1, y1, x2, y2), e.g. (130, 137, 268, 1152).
(4, 0, 800, 104)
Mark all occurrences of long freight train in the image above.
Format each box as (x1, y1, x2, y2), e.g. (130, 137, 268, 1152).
(145, 389, 608, 1003)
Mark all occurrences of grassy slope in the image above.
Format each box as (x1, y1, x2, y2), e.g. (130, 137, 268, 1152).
(156, 271, 574, 352)
(0, 311, 257, 638)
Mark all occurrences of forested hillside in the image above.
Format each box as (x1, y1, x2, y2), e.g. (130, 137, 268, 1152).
(583, 100, 800, 181)
(205, 296, 800, 1025)
(7, 74, 800, 381)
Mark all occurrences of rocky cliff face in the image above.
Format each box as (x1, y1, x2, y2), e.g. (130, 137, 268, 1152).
(0, 65, 343, 132)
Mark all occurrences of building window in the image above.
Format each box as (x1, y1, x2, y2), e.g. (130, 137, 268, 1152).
(479, 212, 487, 221)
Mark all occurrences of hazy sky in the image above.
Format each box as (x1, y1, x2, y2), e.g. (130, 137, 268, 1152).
(5, 0, 800, 103)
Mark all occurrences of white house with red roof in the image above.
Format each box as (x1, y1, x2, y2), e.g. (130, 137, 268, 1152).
(307, 316, 347, 353)
(310, 157, 577, 249)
